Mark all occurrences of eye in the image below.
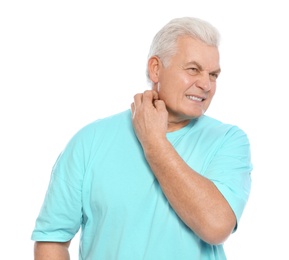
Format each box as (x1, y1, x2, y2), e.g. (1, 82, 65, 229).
(209, 73, 219, 81)
(187, 67, 199, 75)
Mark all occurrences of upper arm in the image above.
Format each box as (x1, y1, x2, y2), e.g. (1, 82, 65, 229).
(34, 241, 71, 260)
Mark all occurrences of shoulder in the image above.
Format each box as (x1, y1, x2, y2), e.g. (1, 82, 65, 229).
(54, 109, 132, 166)
(193, 115, 251, 151)
(75, 109, 132, 138)
(197, 115, 248, 137)
(59, 110, 131, 153)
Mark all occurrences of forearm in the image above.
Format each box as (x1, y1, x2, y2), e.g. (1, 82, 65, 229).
(131, 90, 236, 244)
(144, 137, 236, 245)
(34, 241, 71, 260)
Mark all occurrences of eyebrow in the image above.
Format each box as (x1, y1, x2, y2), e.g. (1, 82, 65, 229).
(186, 61, 221, 74)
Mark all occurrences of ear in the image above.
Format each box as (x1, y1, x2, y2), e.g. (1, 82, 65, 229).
(147, 56, 161, 83)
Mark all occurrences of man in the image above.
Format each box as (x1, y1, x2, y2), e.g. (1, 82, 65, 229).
(32, 17, 252, 259)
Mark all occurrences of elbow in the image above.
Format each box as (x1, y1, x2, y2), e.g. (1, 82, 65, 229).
(201, 227, 232, 245)
(189, 218, 236, 245)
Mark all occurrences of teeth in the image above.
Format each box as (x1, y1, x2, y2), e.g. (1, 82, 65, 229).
(186, 95, 203, 101)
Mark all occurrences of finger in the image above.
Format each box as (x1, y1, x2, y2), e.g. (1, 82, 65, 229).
(153, 99, 166, 111)
(151, 90, 159, 101)
(142, 90, 159, 106)
(133, 93, 143, 106)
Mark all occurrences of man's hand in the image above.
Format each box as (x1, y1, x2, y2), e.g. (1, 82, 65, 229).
(130, 92, 236, 245)
(131, 90, 168, 148)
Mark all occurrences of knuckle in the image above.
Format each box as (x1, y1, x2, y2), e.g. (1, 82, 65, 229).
(143, 90, 152, 96)
(133, 93, 141, 99)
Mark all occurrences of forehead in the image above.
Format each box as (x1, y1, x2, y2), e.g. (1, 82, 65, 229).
(174, 36, 220, 70)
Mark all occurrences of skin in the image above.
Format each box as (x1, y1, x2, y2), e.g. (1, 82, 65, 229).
(34, 36, 235, 259)
(131, 36, 236, 245)
(34, 241, 71, 259)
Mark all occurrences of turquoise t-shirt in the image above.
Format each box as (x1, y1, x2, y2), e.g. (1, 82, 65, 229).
(31, 109, 252, 260)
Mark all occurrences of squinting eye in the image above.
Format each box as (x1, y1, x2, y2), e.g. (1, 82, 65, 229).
(187, 68, 198, 75)
(209, 73, 219, 81)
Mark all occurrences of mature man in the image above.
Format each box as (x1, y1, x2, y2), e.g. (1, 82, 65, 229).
(32, 17, 252, 259)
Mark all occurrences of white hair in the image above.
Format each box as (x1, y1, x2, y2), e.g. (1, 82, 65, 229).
(146, 17, 221, 83)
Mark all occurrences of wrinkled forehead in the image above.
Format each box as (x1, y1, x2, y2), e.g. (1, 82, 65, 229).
(175, 36, 220, 70)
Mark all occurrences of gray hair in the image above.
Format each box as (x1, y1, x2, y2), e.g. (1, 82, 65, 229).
(146, 17, 221, 83)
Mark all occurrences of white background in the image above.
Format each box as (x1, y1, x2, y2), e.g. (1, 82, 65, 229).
(1, 1, 288, 259)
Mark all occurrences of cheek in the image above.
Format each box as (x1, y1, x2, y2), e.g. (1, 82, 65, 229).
(210, 85, 217, 96)
(182, 76, 192, 86)
(157, 74, 187, 102)
(157, 89, 176, 107)
(205, 88, 217, 106)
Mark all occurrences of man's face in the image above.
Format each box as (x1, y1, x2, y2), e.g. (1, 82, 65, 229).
(153, 36, 220, 127)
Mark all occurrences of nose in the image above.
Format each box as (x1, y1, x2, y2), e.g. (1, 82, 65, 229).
(195, 72, 211, 91)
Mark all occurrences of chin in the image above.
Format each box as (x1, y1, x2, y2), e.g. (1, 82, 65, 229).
(185, 110, 204, 119)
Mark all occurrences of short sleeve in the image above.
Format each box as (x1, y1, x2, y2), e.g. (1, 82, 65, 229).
(31, 128, 89, 242)
(205, 126, 252, 230)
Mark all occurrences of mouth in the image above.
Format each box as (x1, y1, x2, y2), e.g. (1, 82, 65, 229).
(186, 95, 204, 102)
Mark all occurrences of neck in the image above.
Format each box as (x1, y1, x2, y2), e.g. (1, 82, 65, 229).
(167, 119, 191, 132)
